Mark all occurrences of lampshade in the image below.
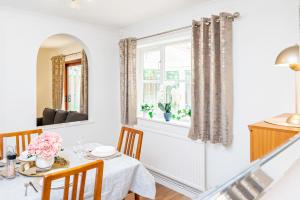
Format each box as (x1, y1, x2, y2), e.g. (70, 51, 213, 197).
(275, 44, 300, 67)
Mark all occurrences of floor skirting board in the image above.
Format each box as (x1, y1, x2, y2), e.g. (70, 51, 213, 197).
(147, 168, 203, 199)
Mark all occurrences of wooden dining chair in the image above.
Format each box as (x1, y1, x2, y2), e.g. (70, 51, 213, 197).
(0, 129, 43, 159)
(117, 126, 144, 160)
(117, 127, 144, 200)
(42, 160, 104, 200)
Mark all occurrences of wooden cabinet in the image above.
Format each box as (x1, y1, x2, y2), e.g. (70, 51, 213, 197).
(249, 114, 300, 161)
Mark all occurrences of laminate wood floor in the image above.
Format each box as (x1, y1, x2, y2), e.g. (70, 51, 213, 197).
(125, 183, 191, 200)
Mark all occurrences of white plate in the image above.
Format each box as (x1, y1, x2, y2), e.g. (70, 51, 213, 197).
(83, 143, 102, 152)
(19, 151, 36, 162)
(91, 146, 116, 157)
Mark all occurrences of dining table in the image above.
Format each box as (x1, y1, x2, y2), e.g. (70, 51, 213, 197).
(0, 144, 156, 200)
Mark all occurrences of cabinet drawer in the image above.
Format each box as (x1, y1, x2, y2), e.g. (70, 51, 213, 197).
(250, 127, 296, 161)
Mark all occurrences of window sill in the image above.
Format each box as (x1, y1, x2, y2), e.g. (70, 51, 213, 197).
(137, 116, 190, 128)
(37, 120, 94, 130)
(136, 116, 202, 143)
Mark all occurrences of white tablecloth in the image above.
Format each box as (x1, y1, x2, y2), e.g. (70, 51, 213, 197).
(0, 147, 156, 200)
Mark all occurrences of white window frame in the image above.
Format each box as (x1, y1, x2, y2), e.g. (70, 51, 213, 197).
(137, 38, 191, 123)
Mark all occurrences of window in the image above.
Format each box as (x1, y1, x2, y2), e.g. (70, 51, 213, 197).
(65, 59, 82, 112)
(138, 38, 191, 122)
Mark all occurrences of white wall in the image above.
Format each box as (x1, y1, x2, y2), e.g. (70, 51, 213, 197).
(0, 18, 5, 128)
(0, 7, 120, 148)
(36, 48, 57, 117)
(120, 0, 298, 189)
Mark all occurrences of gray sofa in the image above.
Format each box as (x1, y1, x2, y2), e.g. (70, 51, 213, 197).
(37, 108, 88, 126)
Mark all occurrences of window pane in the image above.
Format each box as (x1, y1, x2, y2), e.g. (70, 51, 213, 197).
(67, 65, 81, 112)
(143, 83, 160, 104)
(185, 70, 191, 107)
(144, 50, 160, 69)
(164, 41, 191, 109)
(165, 71, 179, 81)
(144, 69, 160, 80)
(165, 41, 191, 68)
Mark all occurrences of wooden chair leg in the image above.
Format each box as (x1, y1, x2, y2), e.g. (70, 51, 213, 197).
(134, 193, 140, 200)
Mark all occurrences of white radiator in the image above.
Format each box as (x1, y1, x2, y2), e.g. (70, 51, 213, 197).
(136, 118, 206, 194)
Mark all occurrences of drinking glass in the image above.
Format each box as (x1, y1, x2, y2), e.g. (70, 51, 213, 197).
(73, 136, 85, 159)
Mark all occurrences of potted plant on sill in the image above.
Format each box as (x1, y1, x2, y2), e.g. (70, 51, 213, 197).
(158, 102, 172, 122)
(172, 108, 192, 120)
(141, 103, 154, 119)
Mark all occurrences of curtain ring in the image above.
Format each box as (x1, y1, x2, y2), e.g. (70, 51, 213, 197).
(227, 15, 236, 21)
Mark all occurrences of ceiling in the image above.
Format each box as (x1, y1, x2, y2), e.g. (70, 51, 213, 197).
(40, 34, 79, 48)
(0, 0, 205, 28)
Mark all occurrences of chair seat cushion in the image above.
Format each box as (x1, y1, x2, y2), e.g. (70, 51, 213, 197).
(42, 108, 57, 125)
(54, 110, 69, 124)
(65, 111, 88, 123)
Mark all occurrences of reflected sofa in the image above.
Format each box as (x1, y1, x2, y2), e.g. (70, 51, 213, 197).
(37, 108, 88, 126)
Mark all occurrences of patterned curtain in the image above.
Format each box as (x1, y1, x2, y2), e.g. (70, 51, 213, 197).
(51, 55, 65, 109)
(119, 38, 137, 125)
(188, 13, 233, 145)
(80, 50, 88, 114)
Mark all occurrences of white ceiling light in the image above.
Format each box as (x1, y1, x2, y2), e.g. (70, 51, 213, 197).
(71, 0, 80, 9)
(70, 0, 93, 9)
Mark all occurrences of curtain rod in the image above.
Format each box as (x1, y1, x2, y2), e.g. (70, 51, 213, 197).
(137, 12, 240, 41)
(65, 51, 81, 57)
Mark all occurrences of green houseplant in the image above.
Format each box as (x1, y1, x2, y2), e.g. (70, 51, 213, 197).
(141, 103, 154, 119)
(158, 102, 172, 121)
(172, 108, 192, 120)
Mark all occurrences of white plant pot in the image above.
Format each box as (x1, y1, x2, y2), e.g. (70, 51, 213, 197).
(35, 156, 55, 169)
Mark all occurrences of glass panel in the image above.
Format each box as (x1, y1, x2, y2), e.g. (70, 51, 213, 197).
(197, 135, 300, 200)
(67, 65, 81, 112)
(185, 70, 191, 107)
(143, 82, 160, 105)
(164, 41, 191, 111)
(143, 50, 161, 81)
(144, 69, 160, 80)
(165, 71, 179, 81)
(165, 41, 191, 68)
(144, 50, 160, 69)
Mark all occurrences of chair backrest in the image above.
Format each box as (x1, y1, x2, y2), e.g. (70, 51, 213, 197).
(0, 129, 43, 159)
(42, 160, 104, 200)
(117, 127, 143, 160)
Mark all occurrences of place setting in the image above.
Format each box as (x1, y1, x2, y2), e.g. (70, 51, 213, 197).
(84, 145, 122, 160)
(72, 137, 122, 161)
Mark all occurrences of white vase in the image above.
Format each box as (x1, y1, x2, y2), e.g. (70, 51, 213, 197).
(35, 156, 55, 169)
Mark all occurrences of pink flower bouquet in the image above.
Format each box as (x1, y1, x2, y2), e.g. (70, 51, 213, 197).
(28, 132, 63, 160)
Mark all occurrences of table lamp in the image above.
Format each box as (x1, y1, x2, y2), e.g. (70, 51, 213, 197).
(275, 44, 300, 125)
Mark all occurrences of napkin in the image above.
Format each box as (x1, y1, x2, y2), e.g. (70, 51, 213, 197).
(24, 167, 37, 175)
(84, 152, 122, 160)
